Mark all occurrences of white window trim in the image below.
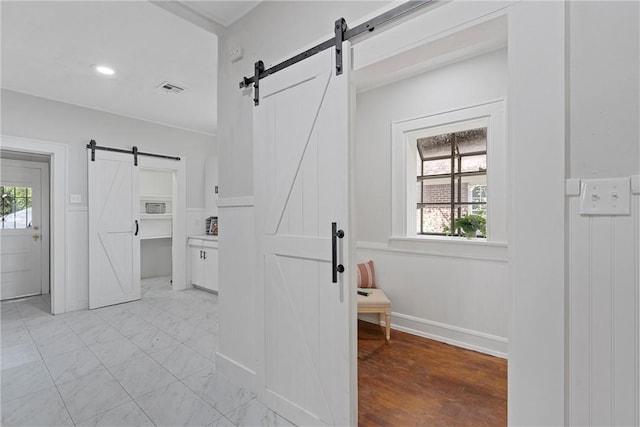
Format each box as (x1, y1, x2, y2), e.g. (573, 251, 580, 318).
(391, 99, 507, 243)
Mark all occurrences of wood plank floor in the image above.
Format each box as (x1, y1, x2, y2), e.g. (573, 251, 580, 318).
(358, 320, 507, 427)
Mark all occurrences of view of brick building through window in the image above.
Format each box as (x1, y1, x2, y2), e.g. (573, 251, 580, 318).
(416, 127, 487, 236)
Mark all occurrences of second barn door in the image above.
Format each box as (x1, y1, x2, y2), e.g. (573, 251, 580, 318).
(88, 149, 140, 309)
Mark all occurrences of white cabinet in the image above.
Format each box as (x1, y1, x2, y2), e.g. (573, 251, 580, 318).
(189, 237, 218, 293)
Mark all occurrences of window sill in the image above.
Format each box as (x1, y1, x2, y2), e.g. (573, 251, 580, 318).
(390, 235, 507, 248)
(355, 236, 508, 262)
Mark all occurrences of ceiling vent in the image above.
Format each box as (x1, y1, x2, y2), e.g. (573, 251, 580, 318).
(157, 81, 185, 94)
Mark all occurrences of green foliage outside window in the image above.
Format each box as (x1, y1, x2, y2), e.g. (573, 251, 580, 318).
(1, 186, 32, 228)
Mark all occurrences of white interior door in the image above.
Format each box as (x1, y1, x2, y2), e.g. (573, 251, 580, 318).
(88, 150, 140, 309)
(254, 46, 354, 426)
(1, 159, 49, 300)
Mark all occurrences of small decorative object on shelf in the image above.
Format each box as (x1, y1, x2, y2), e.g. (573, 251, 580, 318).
(206, 216, 218, 235)
(145, 202, 166, 214)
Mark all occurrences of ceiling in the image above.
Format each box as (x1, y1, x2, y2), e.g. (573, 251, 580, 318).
(1, 1, 260, 135)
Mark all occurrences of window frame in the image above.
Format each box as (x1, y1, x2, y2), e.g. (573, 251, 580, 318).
(391, 100, 506, 243)
(1, 185, 34, 229)
(416, 126, 488, 237)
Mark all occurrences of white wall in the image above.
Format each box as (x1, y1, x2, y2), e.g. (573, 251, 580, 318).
(1, 89, 217, 310)
(1, 89, 215, 208)
(355, 49, 508, 356)
(567, 1, 640, 425)
(140, 239, 172, 279)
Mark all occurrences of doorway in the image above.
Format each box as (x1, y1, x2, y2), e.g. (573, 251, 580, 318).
(139, 166, 174, 299)
(349, 1, 566, 423)
(353, 16, 509, 423)
(1, 153, 50, 302)
(87, 148, 186, 310)
(0, 136, 68, 314)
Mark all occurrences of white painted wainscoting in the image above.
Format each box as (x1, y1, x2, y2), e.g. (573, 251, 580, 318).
(215, 197, 257, 391)
(567, 177, 640, 426)
(356, 240, 509, 358)
(65, 207, 89, 311)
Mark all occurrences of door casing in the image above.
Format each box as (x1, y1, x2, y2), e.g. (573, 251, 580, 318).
(0, 135, 67, 314)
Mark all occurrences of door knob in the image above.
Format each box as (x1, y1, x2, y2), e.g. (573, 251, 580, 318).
(32, 234, 40, 241)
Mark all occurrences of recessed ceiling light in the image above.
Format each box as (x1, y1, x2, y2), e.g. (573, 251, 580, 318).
(93, 65, 115, 76)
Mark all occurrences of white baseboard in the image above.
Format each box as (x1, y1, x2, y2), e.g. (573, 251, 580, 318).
(215, 351, 257, 392)
(359, 312, 508, 358)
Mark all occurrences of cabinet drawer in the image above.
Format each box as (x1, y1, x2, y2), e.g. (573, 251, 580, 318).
(188, 238, 204, 247)
(201, 240, 218, 249)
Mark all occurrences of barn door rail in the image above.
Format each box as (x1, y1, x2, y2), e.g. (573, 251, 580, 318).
(87, 139, 180, 166)
(238, 0, 432, 106)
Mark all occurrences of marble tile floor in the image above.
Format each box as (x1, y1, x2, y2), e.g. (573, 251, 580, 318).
(1, 277, 294, 427)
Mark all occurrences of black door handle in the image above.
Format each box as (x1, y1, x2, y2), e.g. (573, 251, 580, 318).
(134, 220, 139, 236)
(331, 222, 345, 283)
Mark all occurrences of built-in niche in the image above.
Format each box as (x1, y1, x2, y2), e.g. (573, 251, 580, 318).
(139, 167, 173, 279)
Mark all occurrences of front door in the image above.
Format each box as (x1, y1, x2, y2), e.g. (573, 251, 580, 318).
(254, 46, 354, 425)
(1, 159, 49, 300)
(88, 150, 140, 309)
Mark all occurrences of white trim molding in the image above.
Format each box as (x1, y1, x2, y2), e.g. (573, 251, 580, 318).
(391, 100, 507, 242)
(0, 135, 68, 314)
(631, 175, 640, 195)
(366, 239, 508, 262)
(217, 196, 255, 208)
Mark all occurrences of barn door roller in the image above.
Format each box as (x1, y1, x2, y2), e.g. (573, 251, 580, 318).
(239, 1, 433, 106)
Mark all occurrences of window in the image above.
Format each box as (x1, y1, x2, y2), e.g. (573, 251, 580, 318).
(416, 127, 487, 237)
(391, 101, 506, 243)
(1, 186, 33, 229)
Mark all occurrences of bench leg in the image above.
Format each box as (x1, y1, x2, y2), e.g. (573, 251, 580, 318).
(385, 310, 391, 342)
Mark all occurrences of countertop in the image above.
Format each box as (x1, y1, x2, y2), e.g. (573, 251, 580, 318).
(189, 234, 218, 241)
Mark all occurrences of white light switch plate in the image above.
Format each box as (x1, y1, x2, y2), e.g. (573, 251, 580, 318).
(70, 193, 82, 204)
(580, 177, 631, 216)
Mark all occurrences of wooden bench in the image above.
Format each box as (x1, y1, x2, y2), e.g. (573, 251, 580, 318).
(357, 289, 391, 342)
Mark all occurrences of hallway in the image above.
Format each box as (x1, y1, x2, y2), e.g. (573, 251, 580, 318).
(1, 278, 293, 426)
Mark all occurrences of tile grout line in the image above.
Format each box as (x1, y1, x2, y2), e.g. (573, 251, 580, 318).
(2, 279, 223, 426)
(73, 309, 166, 426)
(21, 310, 76, 427)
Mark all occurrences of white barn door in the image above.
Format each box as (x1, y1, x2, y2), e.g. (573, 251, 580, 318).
(88, 150, 140, 309)
(254, 46, 354, 426)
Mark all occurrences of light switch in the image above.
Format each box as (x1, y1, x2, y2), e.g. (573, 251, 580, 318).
(580, 177, 631, 216)
(70, 193, 82, 204)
